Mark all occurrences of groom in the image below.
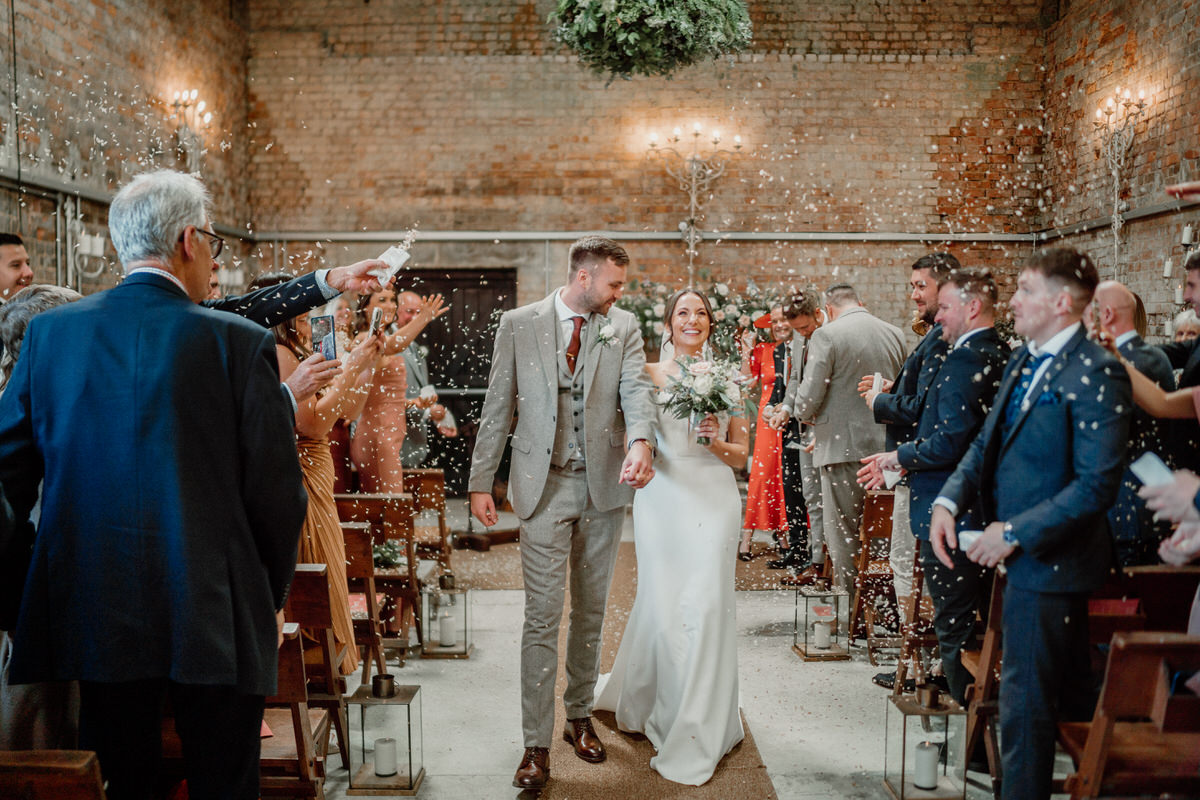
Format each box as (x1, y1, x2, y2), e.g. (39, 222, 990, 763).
(468, 235, 657, 790)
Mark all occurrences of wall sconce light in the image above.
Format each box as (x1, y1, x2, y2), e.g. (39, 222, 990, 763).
(1093, 86, 1149, 277)
(171, 89, 214, 173)
(647, 124, 742, 284)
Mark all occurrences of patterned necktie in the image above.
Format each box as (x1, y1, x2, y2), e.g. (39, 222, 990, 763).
(566, 316, 585, 373)
(1003, 351, 1052, 430)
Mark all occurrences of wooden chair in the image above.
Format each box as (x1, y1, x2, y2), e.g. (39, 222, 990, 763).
(848, 490, 897, 644)
(890, 541, 943, 697)
(1123, 565, 1200, 632)
(285, 564, 350, 772)
(1056, 631, 1200, 799)
(343, 521, 389, 683)
(260, 622, 333, 799)
(0, 750, 106, 799)
(334, 492, 424, 658)
(962, 569, 1005, 797)
(405, 468, 453, 574)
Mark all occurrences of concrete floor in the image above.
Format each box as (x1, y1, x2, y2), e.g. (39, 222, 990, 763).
(319, 507, 1016, 800)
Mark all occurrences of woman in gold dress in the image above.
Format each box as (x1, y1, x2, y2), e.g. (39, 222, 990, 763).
(249, 273, 384, 675)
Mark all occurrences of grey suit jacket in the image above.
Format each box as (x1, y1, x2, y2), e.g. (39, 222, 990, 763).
(467, 292, 657, 519)
(788, 306, 906, 468)
(400, 343, 431, 468)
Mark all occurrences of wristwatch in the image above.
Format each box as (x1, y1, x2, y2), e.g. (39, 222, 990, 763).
(1002, 522, 1020, 549)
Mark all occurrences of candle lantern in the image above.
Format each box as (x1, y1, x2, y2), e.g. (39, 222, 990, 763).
(792, 582, 849, 661)
(883, 692, 966, 799)
(346, 683, 424, 796)
(420, 586, 473, 659)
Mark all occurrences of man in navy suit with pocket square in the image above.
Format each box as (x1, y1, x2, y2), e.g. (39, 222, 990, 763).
(929, 248, 1131, 800)
(859, 267, 1009, 705)
(0, 170, 309, 800)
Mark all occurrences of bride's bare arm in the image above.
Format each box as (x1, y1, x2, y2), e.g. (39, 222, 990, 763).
(704, 414, 749, 469)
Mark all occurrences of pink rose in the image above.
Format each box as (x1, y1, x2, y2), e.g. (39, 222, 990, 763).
(687, 360, 713, 376)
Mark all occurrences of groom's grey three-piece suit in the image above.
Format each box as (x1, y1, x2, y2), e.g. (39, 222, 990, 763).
(468, 291, 656, 747)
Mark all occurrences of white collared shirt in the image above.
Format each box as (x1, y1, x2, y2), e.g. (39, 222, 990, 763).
(953, 326, 988, 350)
(127, 266, 187, 294)
(554, 288, 590, 341)
(1114, 329, 1138, 349)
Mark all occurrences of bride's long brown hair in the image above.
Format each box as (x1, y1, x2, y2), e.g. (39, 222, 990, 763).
(662, 289, 715, 345)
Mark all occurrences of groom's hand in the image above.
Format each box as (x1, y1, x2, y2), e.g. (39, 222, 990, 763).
(620, 440, 655, 489)
(469, 491, 498, 527)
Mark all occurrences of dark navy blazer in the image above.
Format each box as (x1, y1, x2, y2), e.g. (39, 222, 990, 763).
(938, 327, 1131, 593)
(0, 273, 308, 695)
(897, 327, 1009, 540)
(203, 272, 328, 328)
(874, 323, 948, 450)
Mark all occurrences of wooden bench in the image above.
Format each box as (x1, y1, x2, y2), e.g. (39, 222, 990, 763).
(343, 521, 388, 683)
(1056, 631, 1200, 799)
(260, 622, 333, 799)
(285, 564, 350, 771)
(0, 750, 106, 799)
(849, 490, 897, 644)
(890, 540, 943, 697)
(404, 468, 453, 574)
(334, 492, 424, 657)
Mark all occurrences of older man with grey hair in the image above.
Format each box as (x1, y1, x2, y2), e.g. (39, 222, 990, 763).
(0, 169, 306, 799)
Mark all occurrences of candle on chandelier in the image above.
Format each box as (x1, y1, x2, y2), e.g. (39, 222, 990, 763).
(1184, 224, 1195, 246)
(1164, 257, 1174, 279)
(1176, 285, 1185, 305)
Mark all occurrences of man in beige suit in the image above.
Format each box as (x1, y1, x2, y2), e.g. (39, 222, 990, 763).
(772, 283, 905, 593)
(468, 236, 657, 791)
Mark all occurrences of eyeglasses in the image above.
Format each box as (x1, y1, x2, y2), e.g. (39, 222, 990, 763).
(180, 227, 225, 258)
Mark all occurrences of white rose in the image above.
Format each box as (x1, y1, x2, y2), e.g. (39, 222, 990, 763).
(722, 387, 741, 407)
(725, 304, 739, 316)
(687, 360, 713, 375)
(653, 303, 665, 316)
(600, 323, 615, 339)
(693, 374, 715, 395)
(716, 283, 730, 296)
(656, 389, 672, 403)
(739, 315, 752, 328)
(652, 321, 664, 335)
(714, 310, 726, 322)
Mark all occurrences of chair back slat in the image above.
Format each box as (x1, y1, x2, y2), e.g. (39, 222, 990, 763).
(342, 522, 374, 580)
(0, 751, 107, 800)
(284, 563, 334, 629)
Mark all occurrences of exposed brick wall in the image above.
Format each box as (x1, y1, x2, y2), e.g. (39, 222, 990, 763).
(0, 0, 251, 290)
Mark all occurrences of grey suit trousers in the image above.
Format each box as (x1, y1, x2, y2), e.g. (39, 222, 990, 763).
(519, 466, 624, 747)
(797, 431, 824, 564)
(820, 461, 866, 594)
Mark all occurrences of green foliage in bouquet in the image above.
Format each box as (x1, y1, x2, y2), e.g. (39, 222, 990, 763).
(656, 354, 746, 445)
(549, 0, 752, 82)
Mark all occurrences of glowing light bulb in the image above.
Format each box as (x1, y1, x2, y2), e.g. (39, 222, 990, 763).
(202, 112, 212, 125)
(712, 129, 721, 143)
(649, 131, 658, 147)
(196, 101, 206, 114)
(734, 135, 742, 146)
(673, 127, 682, 138)
(693, 122, 702, 134)
(189, 89, 198, 101)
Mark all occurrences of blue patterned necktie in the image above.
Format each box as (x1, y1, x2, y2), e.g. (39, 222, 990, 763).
(1002, 351, 1052, 430)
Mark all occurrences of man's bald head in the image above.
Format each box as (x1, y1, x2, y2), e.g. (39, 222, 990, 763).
(1092, 280, 1137, 336)
(395, 289, 424, 326)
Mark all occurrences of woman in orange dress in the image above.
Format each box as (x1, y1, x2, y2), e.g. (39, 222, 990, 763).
(738, 307, 794, 560)
(250, 272, 384, 675)
(350, 287, 447, 492)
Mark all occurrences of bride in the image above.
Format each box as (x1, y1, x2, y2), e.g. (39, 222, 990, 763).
(594, 288, 747, 785)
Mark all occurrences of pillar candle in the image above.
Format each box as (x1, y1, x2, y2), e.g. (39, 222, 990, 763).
(914, 740, 939, 790)
(1164, 257, 1174, 279)
(374, 737, 398, 777)
(812, 620, 832, 649)
(1184, 224, 1195, 246)
(1177, 285, 1185, 305)
(439, 608, 458, 647)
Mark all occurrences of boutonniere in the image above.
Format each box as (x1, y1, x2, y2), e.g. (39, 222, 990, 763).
(595, 322, 618, 348)
(417, 345, 429, 359)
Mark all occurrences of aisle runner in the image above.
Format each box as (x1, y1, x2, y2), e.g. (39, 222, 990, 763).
(537, 541, 778, 800)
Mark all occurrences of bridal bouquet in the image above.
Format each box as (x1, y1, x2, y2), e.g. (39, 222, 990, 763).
(657, 356, 746, 445)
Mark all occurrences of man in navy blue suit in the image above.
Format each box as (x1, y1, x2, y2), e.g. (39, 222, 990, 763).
(1157, 249, 1200, 472)
(1089, 280, 1175, 565)
(0, 170, 310, 800)
(860, 267, 1009, 704)
(930, 248, 1131, 800)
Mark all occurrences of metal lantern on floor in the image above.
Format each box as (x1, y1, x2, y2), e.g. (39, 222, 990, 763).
(792, 583, 850, 661)
(420, 586, 473, 658)
(883, 690, 966, 799)
(345, 681, 424, 796)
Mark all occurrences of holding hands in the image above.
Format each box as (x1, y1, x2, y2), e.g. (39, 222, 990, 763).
(765, 406, 790, 431)
(619, 440, 656, 489)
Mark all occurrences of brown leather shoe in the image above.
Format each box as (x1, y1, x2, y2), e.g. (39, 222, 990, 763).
(781, 563, 822, 587)
(562, 716, 606, 763)
(512, 747, 549, 789)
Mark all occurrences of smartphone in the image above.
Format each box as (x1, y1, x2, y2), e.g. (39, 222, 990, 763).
(1130, 452, 1175, 487)
(310, 315, 336, 360)
(369, 307, 384, 335)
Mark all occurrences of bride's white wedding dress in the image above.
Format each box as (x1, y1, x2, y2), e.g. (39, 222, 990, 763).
(594, 404, 744, 785)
